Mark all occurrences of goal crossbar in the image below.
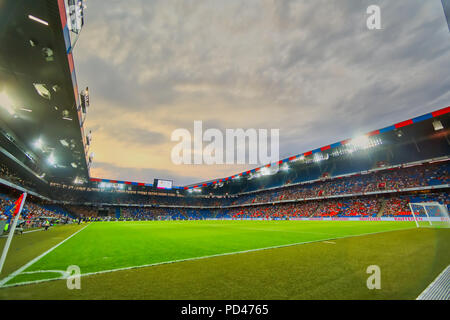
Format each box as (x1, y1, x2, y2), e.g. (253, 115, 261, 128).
(408, 202, 450, 228)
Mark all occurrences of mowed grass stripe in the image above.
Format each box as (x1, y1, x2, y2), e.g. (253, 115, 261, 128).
(8, 220, 416, 285)
(0, 227, 448, 299)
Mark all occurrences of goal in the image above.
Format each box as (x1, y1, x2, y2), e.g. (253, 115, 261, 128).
(157, 215, 172, 221)
(408, 202, 450, 228)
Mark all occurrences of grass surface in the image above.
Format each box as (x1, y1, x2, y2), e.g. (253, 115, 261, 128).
(0, 221, 448, 299)
(0, 224, 85, 279)
(5, 220, 415, 283)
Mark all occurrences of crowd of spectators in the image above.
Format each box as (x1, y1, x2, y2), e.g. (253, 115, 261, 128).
(0, 161, 448, 223)
(0, 163, 40, 192)
(0, 193, 74, 230)
(102, 193, 447, 220)
(43, 161, 449, 210)
(230, 162, 449, 206)
(2, 191, 448, 223)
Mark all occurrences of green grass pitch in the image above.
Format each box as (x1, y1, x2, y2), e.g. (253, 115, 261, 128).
(2, 220, 416, 285)
(0, 220, 449, 299)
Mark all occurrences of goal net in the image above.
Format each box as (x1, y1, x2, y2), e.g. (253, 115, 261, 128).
(408, 202, 450, 228)
(157, 215, 172, 221)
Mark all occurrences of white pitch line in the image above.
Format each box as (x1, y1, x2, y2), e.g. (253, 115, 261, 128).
(21, 228, 45, 234)
(0, 229, 45, 238)
(416, 265, 450, 300)
(20, 270, 69, 276)
(0, 228, 45, 237)
(0, 225, 416, 289)
(322, 241, 336, 244)
(0, 224, 90, 287)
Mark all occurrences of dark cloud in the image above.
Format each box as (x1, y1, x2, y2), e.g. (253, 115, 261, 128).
(74, 0, 450, 185)
(106, 127, 166, 146)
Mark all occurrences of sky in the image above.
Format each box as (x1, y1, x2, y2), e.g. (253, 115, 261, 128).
(74, 0, 450, 186)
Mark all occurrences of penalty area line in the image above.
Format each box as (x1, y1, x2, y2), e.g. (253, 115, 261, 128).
(0, 225, 417, 289)
(0, 224, 91, 287)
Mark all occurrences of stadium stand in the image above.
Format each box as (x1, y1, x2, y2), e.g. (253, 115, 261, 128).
(0, 190, 74, 230)
(2, 160, 447, 222)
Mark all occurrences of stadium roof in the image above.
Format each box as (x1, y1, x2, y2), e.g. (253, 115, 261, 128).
(87, 105, 449, 191)
(184, 105, 450, 190)
(0, 0, 89, 184)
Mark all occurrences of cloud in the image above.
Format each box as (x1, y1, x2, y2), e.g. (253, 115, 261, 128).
(101, 126, 165, 147)
(75, 0, 450, 185)
(90, 161, 198, 186)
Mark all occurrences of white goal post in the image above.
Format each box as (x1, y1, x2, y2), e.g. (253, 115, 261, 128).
(157, 215, 172, 221)
(408, 202, 450, 228)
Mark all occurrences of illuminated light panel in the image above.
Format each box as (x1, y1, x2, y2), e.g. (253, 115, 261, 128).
(313, 152, 329, 163)
(350, 135, 370, 148)
(33, 138, 43, 149)
(0, 91, 15, 115)
(33, 83, 51, 100)
(28, 15, 49, 26)
(47, 154, 56, 165)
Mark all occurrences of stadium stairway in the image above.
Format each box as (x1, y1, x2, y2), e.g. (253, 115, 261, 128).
(312, 203, 325, 217)
(377, 199, 388, 217)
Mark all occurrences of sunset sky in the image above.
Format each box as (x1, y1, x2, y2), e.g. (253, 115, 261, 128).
(74, 0, 450, 186)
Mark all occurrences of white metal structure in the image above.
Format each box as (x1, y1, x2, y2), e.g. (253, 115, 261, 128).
(0, 193, 27, 273)
(408, 202, 450, 228)
(157, 216, 172, 221)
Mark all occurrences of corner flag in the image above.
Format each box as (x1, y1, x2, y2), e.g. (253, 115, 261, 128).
(0, 193, 27, 274)
(12, 193, 26, 216)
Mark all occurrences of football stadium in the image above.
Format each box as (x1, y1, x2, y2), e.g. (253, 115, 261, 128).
(0, 0, 449, 304)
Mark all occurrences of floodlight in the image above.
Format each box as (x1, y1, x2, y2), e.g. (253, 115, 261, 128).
(313, 152, 329, 163)
(350, 135, 370, 148)
(47, 154, 56, 165)
(74, 177, 83, 184)
(60, 139, 69, 147)
(34, 138, 43, 149)
(433, 120, 444, 131)
(0, 91, 15, 115)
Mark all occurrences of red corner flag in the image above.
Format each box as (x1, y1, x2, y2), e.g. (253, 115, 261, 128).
(0, 192, 27, 274)
(12, 193, 25, 216)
